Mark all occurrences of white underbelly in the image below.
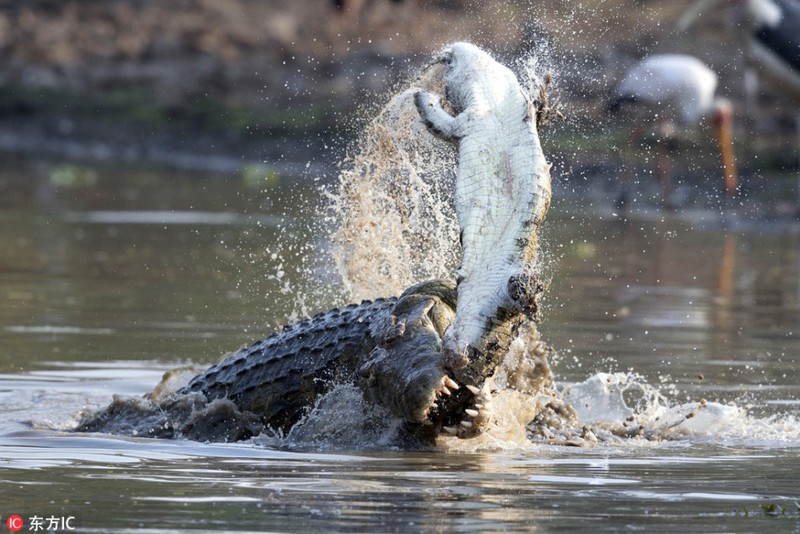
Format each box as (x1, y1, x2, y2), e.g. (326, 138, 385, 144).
(450, 119, 550, 346)
(456, 128, 540, 279)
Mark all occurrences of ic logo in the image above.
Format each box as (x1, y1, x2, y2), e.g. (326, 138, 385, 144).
(7, 514, 24, 532)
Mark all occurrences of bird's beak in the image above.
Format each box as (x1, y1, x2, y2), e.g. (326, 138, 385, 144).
(676, 0, 724, 31)
(713, 110, 738, 196)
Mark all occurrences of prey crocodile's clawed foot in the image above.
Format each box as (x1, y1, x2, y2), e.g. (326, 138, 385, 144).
(507, 270, 545, 321)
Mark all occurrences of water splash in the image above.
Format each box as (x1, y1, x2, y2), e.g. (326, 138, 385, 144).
(243, 46, 800, 451)
(59, 43, 800, 452)
(245, 61, 461, 323)
(549, 372, 800, 448)
(326, 63, 460, 302)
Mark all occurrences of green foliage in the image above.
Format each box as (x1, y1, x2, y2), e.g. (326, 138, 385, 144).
(49, 164, 99, 189)
(0, 85, 327, 138)
(240, 163, 281, 190)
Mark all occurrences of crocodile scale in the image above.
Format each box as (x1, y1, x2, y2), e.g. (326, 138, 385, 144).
(179, 297, 398, 431)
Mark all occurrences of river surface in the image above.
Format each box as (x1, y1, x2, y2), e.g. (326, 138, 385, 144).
(1, 155, 799, 532)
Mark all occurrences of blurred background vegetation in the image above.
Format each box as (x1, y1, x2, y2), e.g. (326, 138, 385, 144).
(0, 0, 796, 204)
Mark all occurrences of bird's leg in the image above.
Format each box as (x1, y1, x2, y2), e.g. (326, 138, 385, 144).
(617, 121, 645, 212)
(743, 67, 759, 126)
(656, 119, 675, 210)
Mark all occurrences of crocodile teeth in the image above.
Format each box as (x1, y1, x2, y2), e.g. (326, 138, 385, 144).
(442, 426, 458, 435)
(460, 420, 473, 429)
(441, 386, 452, 396)
(444, 377, 460, 390)
(466, 384, 481, 395)
(421, 418, 433, 426)
(473, 403, 483, 409)
(464, 409, 479, 418)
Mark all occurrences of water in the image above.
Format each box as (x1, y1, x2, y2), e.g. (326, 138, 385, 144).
(1, 152, 799, 531)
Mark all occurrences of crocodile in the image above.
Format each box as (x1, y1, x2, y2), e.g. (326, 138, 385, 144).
(414, 42, 552, 388)
(76, 278, 538, 445)
(77, 42, 555, 446)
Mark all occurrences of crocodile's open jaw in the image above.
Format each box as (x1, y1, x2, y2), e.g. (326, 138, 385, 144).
(423, 375, 493, 438)
(356, 281, 495, 439)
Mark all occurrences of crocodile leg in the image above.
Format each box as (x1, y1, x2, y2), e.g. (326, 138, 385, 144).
(414, 91, 463, 142)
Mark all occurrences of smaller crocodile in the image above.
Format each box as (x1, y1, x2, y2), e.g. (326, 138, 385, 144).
(414, 42, 552, 388)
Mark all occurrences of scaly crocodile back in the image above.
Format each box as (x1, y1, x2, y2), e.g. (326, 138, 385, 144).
(181, 298, 397, 430)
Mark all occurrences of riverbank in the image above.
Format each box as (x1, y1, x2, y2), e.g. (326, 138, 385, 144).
(0, 0, 797, 208)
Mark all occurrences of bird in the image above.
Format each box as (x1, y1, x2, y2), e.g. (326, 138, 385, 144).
(679, 0, 800, 209)
(678, 0, 800, 100)
(608, 54, 738, 210)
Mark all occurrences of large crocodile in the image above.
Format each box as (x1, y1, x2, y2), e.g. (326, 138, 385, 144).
(77, 42, 555, 446)
(77, 278, 539, 445)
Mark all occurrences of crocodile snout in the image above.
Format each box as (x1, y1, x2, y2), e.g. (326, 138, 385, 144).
(443, 338, 484, 386)
(443, 345, 469, 371)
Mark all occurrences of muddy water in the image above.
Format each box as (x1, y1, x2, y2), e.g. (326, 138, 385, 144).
(1, 156, 799, 532)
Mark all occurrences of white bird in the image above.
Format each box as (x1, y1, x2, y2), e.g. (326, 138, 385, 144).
(609, 54, 738, 209)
